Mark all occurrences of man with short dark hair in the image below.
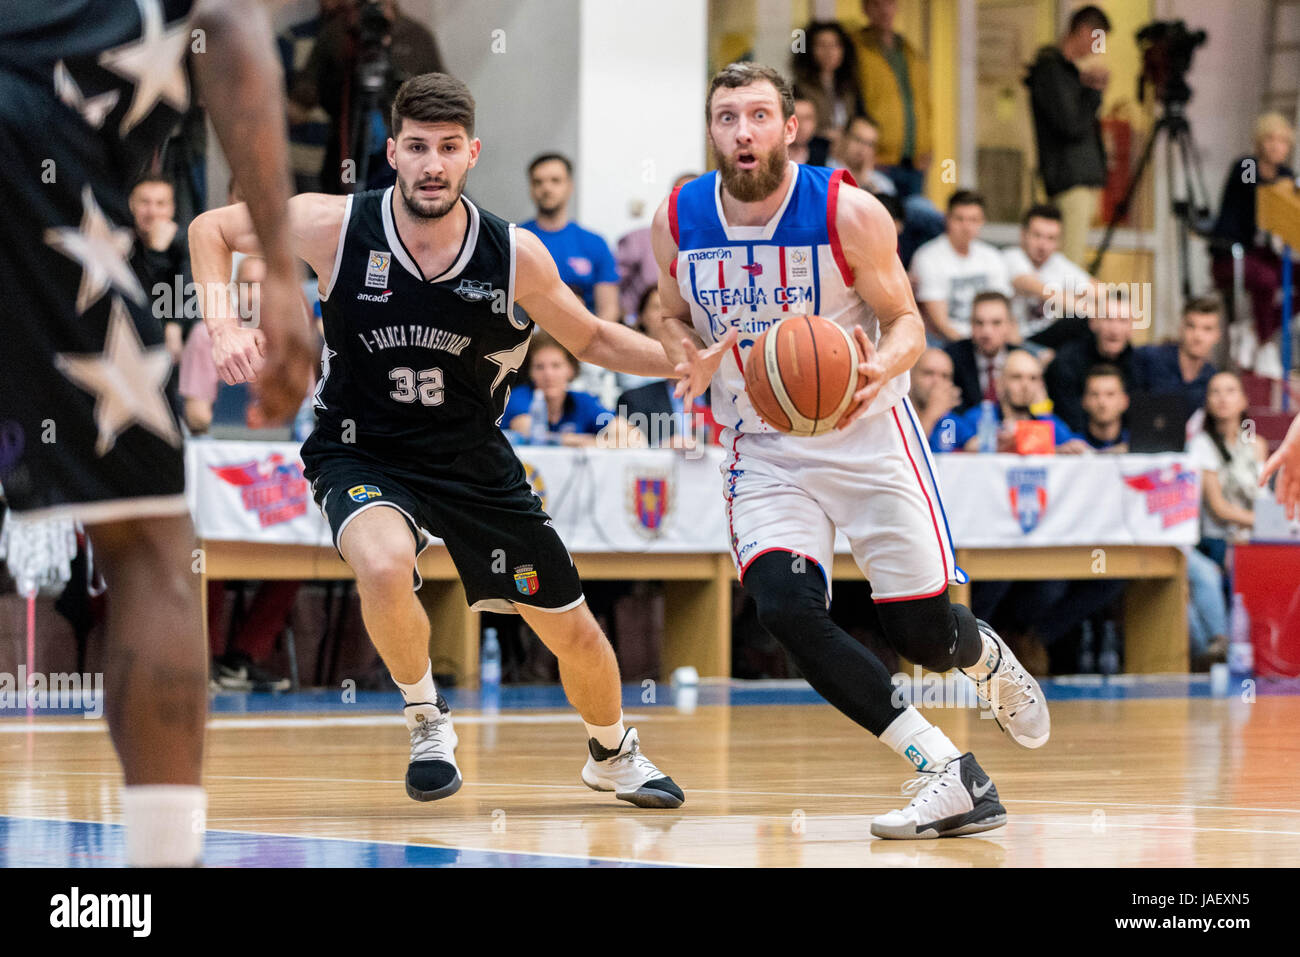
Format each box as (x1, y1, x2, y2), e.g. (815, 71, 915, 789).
(521, 153, 620, 324)
(1132, 297, 1221, 423)
(790, 95, 831, 166)
(1025, 4, 1111, 264)
(946, 291, 1015, 413)
(128, 176, 193, 362)
(909, 347, 963, 452)
(191, 72, 686, 810)
(1045, 294, 1135, 434)
(1003, 203, 1100, 343)
(910, 190, 1012, 342)
(1080, 364, 1130, 452)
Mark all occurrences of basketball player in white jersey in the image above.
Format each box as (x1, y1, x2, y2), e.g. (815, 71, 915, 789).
(647, 63, 1051, 839)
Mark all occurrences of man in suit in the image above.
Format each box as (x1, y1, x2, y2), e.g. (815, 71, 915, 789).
(945, 291, 1016, 414)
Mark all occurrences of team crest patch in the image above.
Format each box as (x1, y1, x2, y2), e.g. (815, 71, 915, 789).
(365, 251, 391, 289)
(514, 564, 540, 595)
(454, 278, 494, 302)
(348, 484, 382, 502)
(628, 467, 672, 537)
(1007, 467, 1048, 534)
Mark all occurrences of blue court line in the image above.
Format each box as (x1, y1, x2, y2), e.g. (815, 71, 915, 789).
(0, 815, 672, 868)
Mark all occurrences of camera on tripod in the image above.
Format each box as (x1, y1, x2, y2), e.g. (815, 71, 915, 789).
(1136, 19, 1208, 110)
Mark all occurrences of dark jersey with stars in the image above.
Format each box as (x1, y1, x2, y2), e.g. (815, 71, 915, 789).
(309, 187, 534, 460)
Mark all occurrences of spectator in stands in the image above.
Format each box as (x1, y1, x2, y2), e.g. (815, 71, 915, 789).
(1045, 293, 1135, 435)
(1080, 364, 1129, 452)
(292, 0, 444, 193)
(789, 94, 831, 166)
(791, 20, 864, 157)
(1024, 5, 1111, 266)
(1132, 297, 1221, 428)
(1209, 112, 1296, 376)
(1188, 372, 1269, 565)
(1003, 203, 1101, 345)
(910, 190, 1012, 342)
(129, 176, 192, 363)
(946, 291, 1016, 414)
(957, 349, 1088, 453)
(1187, 545, 1230, 670)
(854, 0, 932, 200)
(909, 348, 963, 452)
(277, 2, 342, 194)
(505, 333, 642, 447)
(836, 113, 943, 266)
(617, 173, 696, 322)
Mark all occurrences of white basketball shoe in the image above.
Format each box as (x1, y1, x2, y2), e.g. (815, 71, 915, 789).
(964, 619, 1051, 749)
(870, 752, 1007, 840)
(404, 695, 462, 801)
(581, 728, 684, 808)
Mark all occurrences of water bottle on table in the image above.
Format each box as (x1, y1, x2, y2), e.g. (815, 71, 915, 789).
(1228, 593, 1253, 681)
(977, 400, 998, 454)
(528, 388, 549, 446)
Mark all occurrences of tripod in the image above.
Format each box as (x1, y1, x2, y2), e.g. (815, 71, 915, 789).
(1089, 100, 1213, 301)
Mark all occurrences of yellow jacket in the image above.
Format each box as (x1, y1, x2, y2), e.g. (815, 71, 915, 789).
(854, 26, 932, 167)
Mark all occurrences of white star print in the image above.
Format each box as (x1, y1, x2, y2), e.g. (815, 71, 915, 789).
(43, 184, 145, 315)
(485, 337, 532, 395)
(54, 296, 180, 456)
(53, 60, 121, 130)
(97, 0, 191, 137)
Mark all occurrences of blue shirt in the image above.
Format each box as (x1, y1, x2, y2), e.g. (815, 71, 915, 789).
(1083, 426, 1130, 451)
(504, 385, 613, 436)
(932, 405, 1080, 452)
(519, 220, 618, 311)
(1132, 343, 1214, 413)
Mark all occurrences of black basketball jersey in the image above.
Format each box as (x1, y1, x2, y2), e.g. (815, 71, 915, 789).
(312, 187, 534, 458)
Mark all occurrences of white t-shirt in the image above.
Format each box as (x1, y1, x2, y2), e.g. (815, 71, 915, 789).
(1001, 247, 1094, 338)
(1187, 431, 1262, 540)
(910, 236, 1012, 339)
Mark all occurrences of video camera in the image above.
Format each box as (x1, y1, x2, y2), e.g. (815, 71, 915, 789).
(1137, 19, 1207, 109)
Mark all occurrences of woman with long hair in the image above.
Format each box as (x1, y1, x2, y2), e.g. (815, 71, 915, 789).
(791, 20, 864, 155)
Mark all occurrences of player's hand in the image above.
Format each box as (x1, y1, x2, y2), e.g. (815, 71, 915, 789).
(210, 322, 266, 385)
(1057, 439, 1091, 455)
(247, 266, 318, 425)
(1260, 413, 1300, 519)
(674, 328, 738, 403)
(835, 326, 885, 430)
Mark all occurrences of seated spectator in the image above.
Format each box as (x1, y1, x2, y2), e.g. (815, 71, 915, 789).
(505, 333, 642, 447)
(908, 348, 963, 452)
(128, 176, 192, 362)
(1131, 296, 1221, 429)
(790, 94, 831, 166)
(946, 291, 1015, 413)
(951, 349, 1088, 453)
(791, 20, 864, 157)
(1187, 371, 1269, 565)
(1002, 203, 1101, 344)
(909, 190, 1012, 343)
(1187, 546, 1229, 670)
(617, 173, 696, 322)
(1209, 112, 1296, 375)
(836, 114, 944, 267)
(1045, 292, 1135, 435)
(1080, 364, 1129, 452)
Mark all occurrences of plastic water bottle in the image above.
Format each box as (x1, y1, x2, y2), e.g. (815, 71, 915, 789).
(977, 400, 998, 453)
(1098, 619, 1121, 676)
(1229, 594, 1253, 679)
(481, 627, 501, 690)
(528, 389, 549, 446)
(1077, 620, 1096, 673)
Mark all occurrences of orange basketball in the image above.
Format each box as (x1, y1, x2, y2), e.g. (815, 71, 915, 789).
(743, 315, 862, 436)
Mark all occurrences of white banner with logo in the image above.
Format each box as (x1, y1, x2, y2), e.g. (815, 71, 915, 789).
(186, 441, 1200, 552)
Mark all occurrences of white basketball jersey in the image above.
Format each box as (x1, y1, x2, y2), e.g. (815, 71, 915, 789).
(670, 163, 909, 433)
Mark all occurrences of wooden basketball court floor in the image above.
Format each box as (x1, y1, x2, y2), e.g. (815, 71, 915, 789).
(1, 679, 1298, 867)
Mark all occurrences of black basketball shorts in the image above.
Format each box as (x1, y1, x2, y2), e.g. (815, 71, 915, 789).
(301, 432, 585, 614)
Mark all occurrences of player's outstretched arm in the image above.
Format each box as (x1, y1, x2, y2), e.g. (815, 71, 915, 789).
(1261, 411, 1300, 519)
(513, 228, 677, 378)
(189, 193, 344, 386)
(190, 0, 316, 422)
(835, 187, 928, 428)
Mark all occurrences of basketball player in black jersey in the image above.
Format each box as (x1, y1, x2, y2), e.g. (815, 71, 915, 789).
(192, 73, 709, 808)
(0, 0, 315, 865)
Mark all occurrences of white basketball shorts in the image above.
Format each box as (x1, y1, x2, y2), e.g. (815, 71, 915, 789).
(721, 396, 966, 602)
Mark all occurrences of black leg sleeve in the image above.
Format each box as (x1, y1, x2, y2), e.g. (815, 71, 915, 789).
(874, 592, 984, 672)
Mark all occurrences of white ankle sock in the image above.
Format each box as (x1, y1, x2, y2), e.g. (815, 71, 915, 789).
(584, 716, 626, 751)
(962, 629, 1001, 679)
(394, 662, 438, 706)
(122, 785, 206, 867)
(879, 707, 961, 771)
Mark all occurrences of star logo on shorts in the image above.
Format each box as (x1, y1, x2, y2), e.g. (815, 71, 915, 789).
(54, 297, 180, 456)
(44, 185, 145, 315)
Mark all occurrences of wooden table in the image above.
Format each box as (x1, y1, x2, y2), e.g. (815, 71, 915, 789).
(200, 539, 1187, 685)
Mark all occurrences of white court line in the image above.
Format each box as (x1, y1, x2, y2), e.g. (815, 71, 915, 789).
(19, 768, 1300, 819)
(0, 812, 693, 868)
(1034, 818, 1300, 838)
(0, 712, 656, 733)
